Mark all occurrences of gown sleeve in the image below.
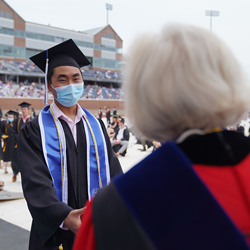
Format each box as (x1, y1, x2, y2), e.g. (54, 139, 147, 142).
(73, 120, 123, 250)
(1, 122, 5, 136)
(98, 119, 123, 177)
(18, 119, 73, 245)
(73, 200, 96, 250)
(13, 118, 19, 146)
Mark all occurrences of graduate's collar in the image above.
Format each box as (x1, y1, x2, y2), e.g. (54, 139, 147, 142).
(175, 127, 223, 144)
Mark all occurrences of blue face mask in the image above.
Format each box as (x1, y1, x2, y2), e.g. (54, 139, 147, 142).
(8, 118, 14, 122)
(51, 82, 84, 107)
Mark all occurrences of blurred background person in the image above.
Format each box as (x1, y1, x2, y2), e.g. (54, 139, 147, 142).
(98, 108, 102, 119)
(113, 107, 117, 116)
(0, 180, 3, 191)
(111, 118, 130, 156)
(110, 115, 119, 134)
(0, 113, 3, 169)
(1, 110, 15, 175)
(106, 106, 111, 124)
(31, 107, 36, 118)
(12, 102, 31, 182)
(74, 24, 250, 249)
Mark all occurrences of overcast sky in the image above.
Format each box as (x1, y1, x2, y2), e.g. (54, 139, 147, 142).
(5, 0, 250, 76)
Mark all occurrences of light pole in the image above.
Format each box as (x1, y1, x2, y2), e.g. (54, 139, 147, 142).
(106, 3, 113, 25)
(205, 10, 220, 31)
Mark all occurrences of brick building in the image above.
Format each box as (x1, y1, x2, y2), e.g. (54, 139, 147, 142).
(0, 0, 123, 71)
(0, 0, 124, 114)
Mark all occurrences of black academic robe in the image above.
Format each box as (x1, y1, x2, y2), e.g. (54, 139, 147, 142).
(1, 122, 14, 162)
(0, 120, 3, 161)
(12, 117, 31, 173)
(113, 126, 130, 155)
(18, 116, 122, 250)
(106, 110, 110, 123)
(75, 130, 250, 250)
(111, 122, 119, 134)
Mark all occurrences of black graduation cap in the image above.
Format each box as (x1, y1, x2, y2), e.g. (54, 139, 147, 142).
(7, 110, 18, 116)
(29, 39, 90, 73)
(18, 102, 31, 108)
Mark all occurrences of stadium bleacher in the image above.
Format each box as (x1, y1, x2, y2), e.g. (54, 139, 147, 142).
(0, 60, 123, 80)
(0, 81, 124, 100)
(0, 59, 124, 99)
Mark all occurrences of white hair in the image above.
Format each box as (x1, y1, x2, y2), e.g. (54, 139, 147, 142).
(124, 24, 250, 142)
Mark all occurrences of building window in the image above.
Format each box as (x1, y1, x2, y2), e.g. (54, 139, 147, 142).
(102, 33, 115, 40)
(0, 44, 25, 58)
(55, 37, 65, 43)
(94, 43, 120, 53)
(26, 49, 42, 61)
(14, 29, 25, 38)
(117, 47, 122, 54)
(26, 32, 55, 42)
(93, 57, 121, 70)
(74, 40, 93, 49)
(0, 27, 14, 35)
(94, 44, 122, 53)
(0, 10, 13, 20)
(86, 57, 93, 66)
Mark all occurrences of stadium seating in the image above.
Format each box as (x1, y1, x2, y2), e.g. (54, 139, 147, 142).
(0, 82, 124, 100)
(0, 60, 123, 80)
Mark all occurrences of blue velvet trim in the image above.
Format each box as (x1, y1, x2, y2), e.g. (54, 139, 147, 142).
(113, 141, 249, 249)
(81, 108, 109, 197)
(40, 105, 62, 201)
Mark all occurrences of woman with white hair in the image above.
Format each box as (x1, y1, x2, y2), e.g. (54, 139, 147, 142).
(73, 24, 250, 250)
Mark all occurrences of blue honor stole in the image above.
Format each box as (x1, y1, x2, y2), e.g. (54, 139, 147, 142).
(38, 105, 110, 204)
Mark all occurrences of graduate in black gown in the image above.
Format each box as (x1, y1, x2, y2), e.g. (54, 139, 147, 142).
(12, 102, 31, 182)
(18, 39, 122, 250)
(0, 119, 3, 168)
(1, 111, 15, 174)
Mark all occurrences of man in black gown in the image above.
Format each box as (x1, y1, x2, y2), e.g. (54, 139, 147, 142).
(18, 39, 122, 250)
(12, 102, 31, 182)
(1, 110, 15, 174)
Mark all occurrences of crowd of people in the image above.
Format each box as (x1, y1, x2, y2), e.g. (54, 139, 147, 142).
(0, 102, 36, 182)
(0, 103, 149, 177)
(0, 81, 44, 98)
(1, 24, 250, 250)
(0, 104, 130, 185)
(0, 81, 124, 100)
(82, 85, 124, 99)
(0, 60, 123, 80)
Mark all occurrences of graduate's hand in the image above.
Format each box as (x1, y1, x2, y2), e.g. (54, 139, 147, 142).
(64, 207, 86, 234)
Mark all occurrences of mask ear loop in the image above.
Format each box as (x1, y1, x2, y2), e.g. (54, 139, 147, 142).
(44, 49, 49, 105)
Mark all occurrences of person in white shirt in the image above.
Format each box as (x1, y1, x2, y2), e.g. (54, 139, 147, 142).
(111, 118, 130, 156)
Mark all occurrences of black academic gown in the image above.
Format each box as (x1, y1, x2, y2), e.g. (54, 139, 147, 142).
(1, 122, 15, 162)
(18, 116, 122, 250)
(0, 120, 3, 162)
(86, 131, 250, 250)
(106, 110, 110, 123)
(12, 117, 31, 173)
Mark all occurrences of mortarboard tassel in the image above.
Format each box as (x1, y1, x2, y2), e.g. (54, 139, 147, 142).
(44, 49, 49, 105)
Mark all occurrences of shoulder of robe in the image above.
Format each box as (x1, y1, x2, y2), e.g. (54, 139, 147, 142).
(97, 118, 105, 131)
(21, 116, 40, 136)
